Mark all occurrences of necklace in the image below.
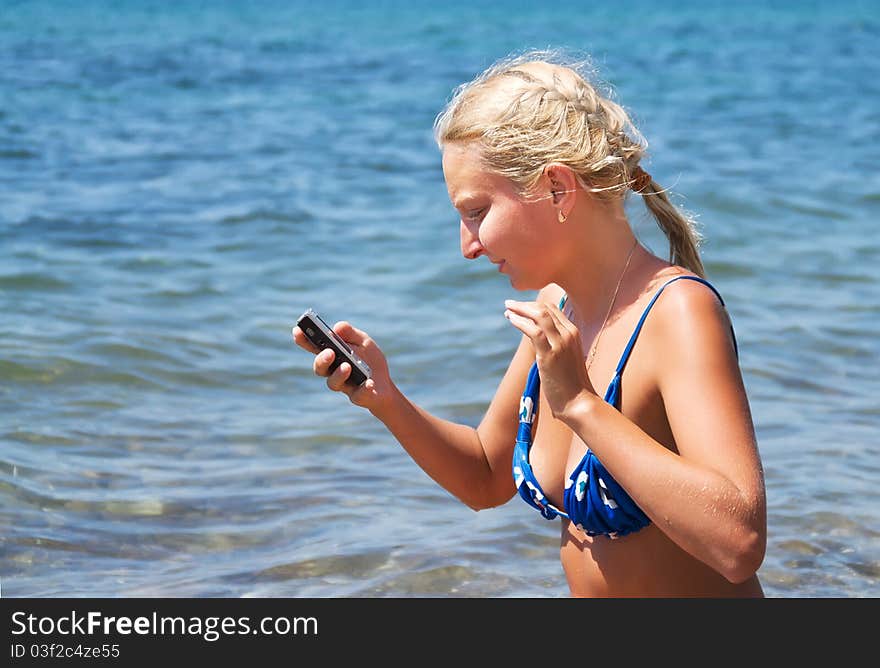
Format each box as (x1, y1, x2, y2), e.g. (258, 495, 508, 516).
(585, 238, 638, 370)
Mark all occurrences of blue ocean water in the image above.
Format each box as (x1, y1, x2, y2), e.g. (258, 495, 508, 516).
(2, 0, 879, 597)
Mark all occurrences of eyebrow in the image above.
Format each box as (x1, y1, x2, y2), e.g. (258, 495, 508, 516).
(452, 192, 484, 210)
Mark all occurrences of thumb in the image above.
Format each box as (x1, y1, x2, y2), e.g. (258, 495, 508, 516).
(333, 321, 370, 347)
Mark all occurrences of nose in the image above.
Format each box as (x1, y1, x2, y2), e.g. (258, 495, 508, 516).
(460, 219, 484, 260)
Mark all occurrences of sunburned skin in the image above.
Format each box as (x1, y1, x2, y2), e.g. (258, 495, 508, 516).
(527, 264, 763, 597)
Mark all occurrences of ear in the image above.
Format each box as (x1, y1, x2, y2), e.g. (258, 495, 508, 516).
(543, 163, 578, 211)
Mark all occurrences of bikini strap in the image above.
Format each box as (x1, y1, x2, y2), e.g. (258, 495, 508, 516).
(559, 277, 737, 408)
(613, 275, 737, 378)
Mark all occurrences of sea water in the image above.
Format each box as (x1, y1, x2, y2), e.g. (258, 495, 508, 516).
(2, 0, 878, 597)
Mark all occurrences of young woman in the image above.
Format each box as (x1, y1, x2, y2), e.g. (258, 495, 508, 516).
(293, 52, 766, 597)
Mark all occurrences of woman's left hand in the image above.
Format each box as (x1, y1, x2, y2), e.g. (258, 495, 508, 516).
(504, 299, 597, 422)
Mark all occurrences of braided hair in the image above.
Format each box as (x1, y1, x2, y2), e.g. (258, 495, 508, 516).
(434, 50, 705, 277)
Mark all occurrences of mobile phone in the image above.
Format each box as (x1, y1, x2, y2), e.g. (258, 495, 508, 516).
(295, 308, 372, 386)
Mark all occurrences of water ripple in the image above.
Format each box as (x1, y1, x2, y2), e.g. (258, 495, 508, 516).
(2, 0, 878, 598)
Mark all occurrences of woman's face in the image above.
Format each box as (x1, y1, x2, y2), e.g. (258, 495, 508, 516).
(441, 142, 560, 290)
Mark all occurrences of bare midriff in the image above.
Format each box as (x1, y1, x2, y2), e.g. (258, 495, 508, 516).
(560, 520, 764, 597)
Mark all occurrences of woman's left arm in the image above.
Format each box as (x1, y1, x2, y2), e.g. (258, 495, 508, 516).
(504, 283, 766, 583)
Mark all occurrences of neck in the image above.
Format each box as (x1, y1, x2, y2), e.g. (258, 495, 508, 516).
(553, 206, 644, 329)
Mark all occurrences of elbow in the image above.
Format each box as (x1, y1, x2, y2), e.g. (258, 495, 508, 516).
(451, 486, 490, 511)
(459, 498, 495, 513)
(461, 493, 504, 513)
(457, 490, 486, 511)
(720, 525, 766, 584)
(458, 483, 513, 513)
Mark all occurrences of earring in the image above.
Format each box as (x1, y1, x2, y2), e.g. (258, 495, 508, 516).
(558, 210, 567, 223)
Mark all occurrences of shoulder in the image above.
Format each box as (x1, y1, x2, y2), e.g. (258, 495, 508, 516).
(536, 283, 566, 308)
(644, 274, 739, 389)
(652, 275, 731, 332)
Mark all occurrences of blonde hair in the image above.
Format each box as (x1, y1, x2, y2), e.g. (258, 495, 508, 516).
(434, 50, 705, 277)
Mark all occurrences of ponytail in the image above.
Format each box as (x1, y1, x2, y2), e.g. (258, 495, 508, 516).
(638, 178, 705, 278)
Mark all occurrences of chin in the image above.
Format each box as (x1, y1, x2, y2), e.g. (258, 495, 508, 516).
(506, 275, 540, 292)
(504, 267, 538, 291)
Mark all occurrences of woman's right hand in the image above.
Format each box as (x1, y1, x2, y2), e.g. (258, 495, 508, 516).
(291, 320, 396, 415)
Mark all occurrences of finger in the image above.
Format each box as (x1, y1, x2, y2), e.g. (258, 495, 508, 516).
(292, 326, 321, 354)
(348, 378, 375, 406)
(503, 299, 550, 323)
(506, 299, 561, 349)
(504, 310, 550, 354)
(547, 301, 571, 325)
(545, 311, 580, 355)
(313, 348, 336, 376)
(545, 302, 579, 342)
(555, 304, 585, 348)
(326, 361, 354, 393)
(333, 321, 371, 348)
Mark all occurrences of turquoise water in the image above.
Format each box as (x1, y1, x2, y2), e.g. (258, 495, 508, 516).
(2, 0, 879, 597)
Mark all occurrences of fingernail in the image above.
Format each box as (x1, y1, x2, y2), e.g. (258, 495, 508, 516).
(504, 299, 514, 307)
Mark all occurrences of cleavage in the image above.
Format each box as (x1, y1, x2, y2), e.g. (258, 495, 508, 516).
(527, 399, 584, 509)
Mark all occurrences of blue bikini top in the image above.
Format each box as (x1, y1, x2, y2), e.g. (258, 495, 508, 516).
(512, 275, 737, 538)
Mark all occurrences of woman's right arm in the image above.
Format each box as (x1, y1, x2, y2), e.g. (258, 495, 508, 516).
(291, 289, 560, 510)
(370, 332, 536, 509)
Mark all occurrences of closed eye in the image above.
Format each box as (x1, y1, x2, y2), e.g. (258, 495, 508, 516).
(466, 207, 487, 222)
